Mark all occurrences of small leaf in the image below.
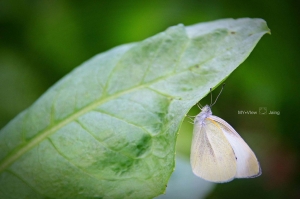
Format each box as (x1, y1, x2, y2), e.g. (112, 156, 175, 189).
(0, 18, 269, 199)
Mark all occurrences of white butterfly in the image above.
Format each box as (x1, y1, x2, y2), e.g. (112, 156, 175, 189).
(190, 84, 261, 183)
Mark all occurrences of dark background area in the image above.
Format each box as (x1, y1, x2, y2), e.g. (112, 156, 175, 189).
(0, 0, 299, 198)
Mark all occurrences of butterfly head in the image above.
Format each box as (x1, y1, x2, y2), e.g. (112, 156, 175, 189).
(195, 105, 212, 124)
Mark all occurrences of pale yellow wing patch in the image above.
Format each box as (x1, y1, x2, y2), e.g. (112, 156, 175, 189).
(191, 118, 237, 182)
(209, 115, 261, 178)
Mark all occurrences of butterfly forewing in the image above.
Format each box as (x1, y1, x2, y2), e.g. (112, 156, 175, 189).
(191, 118, 237, 182)
(209, 115, 261, 178)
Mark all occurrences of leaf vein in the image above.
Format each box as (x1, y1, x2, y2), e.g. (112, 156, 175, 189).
(75, 120, 140, 159)
(101, 47, 135, 97)
(140, 33, 166, 84)
(173, 38, 191, 72)
(5, 169, 44, 197)
(146, 87, 174, 98)
(47, 138, 107, 181)
(93, 109, 153, 137)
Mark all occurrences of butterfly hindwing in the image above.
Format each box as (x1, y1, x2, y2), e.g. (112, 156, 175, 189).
(209, 115, 261, 178)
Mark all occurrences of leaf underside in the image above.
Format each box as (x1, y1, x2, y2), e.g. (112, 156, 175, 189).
(0, 18, 269, 199)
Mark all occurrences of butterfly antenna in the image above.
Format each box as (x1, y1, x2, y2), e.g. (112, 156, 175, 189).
(210, 88, 213, 106)
(196, 102, 203, 110)
(210, 83, 225, 107)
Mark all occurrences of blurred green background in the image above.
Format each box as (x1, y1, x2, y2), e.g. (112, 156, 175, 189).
(0, 0, 299, 198)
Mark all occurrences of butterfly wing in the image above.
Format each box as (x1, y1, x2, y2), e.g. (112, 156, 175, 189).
(191, 118, 237, 182)
(209, 115, 261, 178)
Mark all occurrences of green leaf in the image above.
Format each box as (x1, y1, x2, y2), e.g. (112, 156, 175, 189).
(0, 18, 269, 199)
